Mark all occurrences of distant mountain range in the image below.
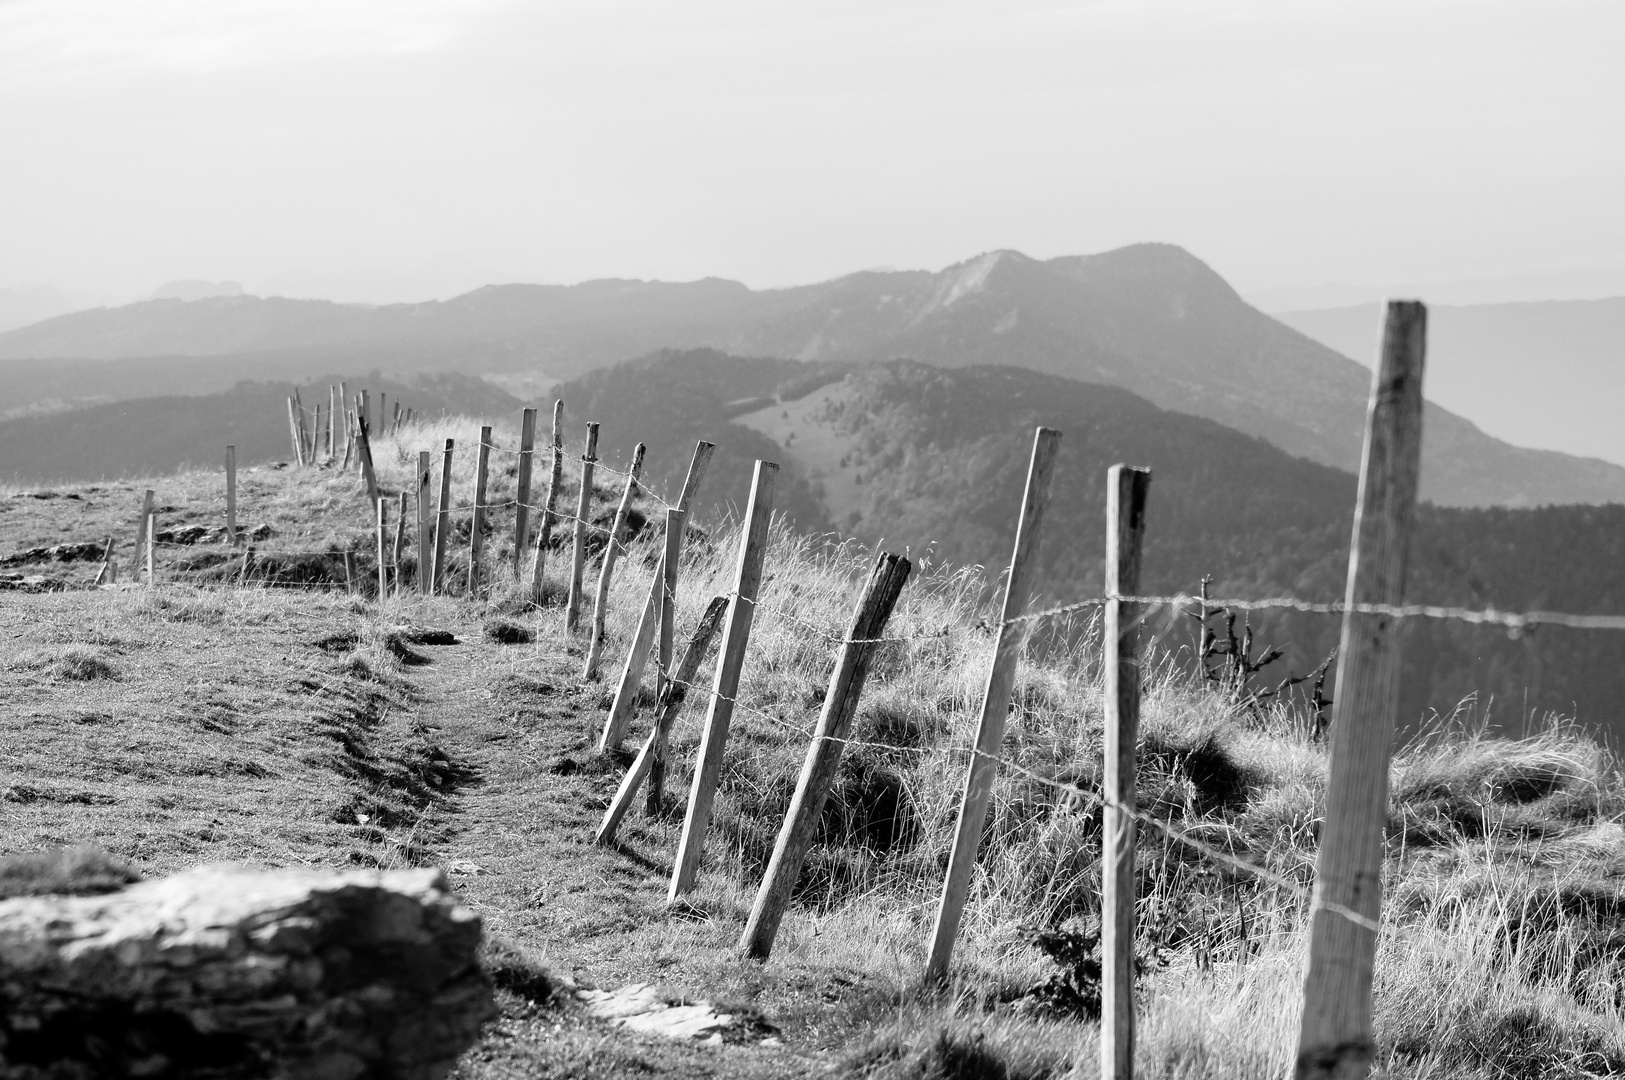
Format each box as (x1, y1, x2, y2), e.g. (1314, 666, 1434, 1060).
(558, 349, 1625, 742)
(1276, 298, 1625, 469)
(3, 244, 1622, 508)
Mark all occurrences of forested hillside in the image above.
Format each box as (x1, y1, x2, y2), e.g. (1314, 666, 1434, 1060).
(557, 350, 1625, 739)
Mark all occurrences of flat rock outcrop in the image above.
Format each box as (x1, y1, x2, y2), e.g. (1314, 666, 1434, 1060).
(0, 864, 492, 1079)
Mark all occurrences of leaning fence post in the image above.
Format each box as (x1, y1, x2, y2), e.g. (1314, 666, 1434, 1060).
(598, 439, 717, 746)
(393, 491, 408, 597)
(512, 407, 537, 576)
(529, 400, 566, 603)
(432, 438, 455, 594)
(564, 423, 600, 632)
(469, 425, 492, 595)
(583, 443, 646, 680)
(417, 450, 433, 595)
(93, 537, 115, 586)
(925, 427, 1062, 982)
(293, 389, 311, 465)
(1295, 301, 1427, 1080)
(594, 594, 730, 846)
(741, 550, 913, 960)
(225, 446, 237, 546)
(355, 409, 379, 503)
(287, 397, 304, 465)
(600, 507, 685, 751)
(669, 460, 778, 901)
(376, 497, 389, 598)
(1101, 464, 1152, 1080)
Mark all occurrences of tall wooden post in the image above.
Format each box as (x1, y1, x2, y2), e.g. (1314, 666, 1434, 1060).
(343, 551, 357, 594)
(583, 443, 646, 680)
(564, 423, 600, 632)
(224, 446, 237, 546)
(1101, 465, 1152, 1080)
(530, 401, 566, 602)
(393, 491, 408, 598)
(741, 551, 913, 959)
(329, 385, 339, 461)
(512, 407, 538, 576)
(145, 511, 156, 587)
(134, 489, 155, 554)
(292, 389, 310, 465)
(416, 450, 433, 595)
(1296, 302, 1427, 1080)
(353, 397, 378, 503)
(599, 440, 717, 748)
(432, 439, 455, 594)
(668, 460, 778, 901)
(338, 381, 352, 468)
(377, 497, 389, 599)
(925, 428, 1062, 982)
(469, 425, 492, 595)
(287, 397, 304, 465)
(657, 507, 682, 702)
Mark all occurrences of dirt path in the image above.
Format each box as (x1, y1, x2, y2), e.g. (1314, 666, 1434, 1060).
(394, 619, 829, 1079)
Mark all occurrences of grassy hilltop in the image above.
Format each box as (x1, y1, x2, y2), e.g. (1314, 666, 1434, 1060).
(2, 417, 1623, 1079)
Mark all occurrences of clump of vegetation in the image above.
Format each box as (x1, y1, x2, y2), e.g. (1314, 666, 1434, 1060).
(0, 846, 142, 899)
(483, 617, 532, 645)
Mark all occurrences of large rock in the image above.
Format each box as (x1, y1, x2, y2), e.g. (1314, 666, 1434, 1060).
(0, 865, 493, 1079)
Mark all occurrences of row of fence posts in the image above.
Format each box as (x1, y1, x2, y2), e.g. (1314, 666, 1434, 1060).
(120, 306, 1421, 1080)
(285, 383, 418, 470)
(582, 300, 1427, 1080)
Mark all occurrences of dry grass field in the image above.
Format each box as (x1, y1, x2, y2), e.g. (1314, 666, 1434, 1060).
(3, 418, 1623, 1079)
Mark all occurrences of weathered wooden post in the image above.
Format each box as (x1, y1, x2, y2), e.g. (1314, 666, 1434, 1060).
(469, 425, 492, 595)
(343, 551, 357, 595)
(925, 428, 1061, 983)
(339, 381, 352, 468)
(512, 408, 538, 577)
(1295, 301, 1427, 1080)
(93, 537, 116, 586)
(293, 389, 311, 464)
(376, 497, 389, 598)
(668, 460, 777, 901)
(225, 445, 237, 546)
(312, 403, 324, 463)
(354, 401, 379, 503)
(594, 594, 729, 846)
(432, 439, 454, 594)
(393, 492, 408, 598)
(564, 423, 600, 632)
(529, 401, 565, 603)
(416, 451, 432, 595)
(582, 443, 646, 680)
(134, 489, 154, 555)
(287, 397, 304, 465)
(741, 550, 913, 960)
(329, 385, 340, 460)
(595, 440, 717, 747)
(145, 511, 157, 587)
(1101, 464, 1152, 1080)
(599, 506, 686, 752)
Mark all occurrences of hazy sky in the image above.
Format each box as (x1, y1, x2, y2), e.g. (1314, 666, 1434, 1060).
(2, 0, 1622, 302)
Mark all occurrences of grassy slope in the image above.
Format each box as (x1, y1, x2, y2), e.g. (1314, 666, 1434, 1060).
(3, 441, 1624, 1079)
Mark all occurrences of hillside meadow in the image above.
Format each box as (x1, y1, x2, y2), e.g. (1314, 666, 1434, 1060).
(1, 419, 1622, 1078)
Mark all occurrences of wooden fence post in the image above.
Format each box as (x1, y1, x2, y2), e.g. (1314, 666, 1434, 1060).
(529, 400, 565, 603)
(225, 446, 237, 546)
(1295, 301, 1427, 1080)
(359, 390, 370, 455)
(583, 443, 647, 680)
(432, 438, 455, 594)
(339, 381, 352, 468)
(94, 537, 115, 586)
(741, 550, 913, 960)
(287, 397, 304, 465)
(376, 496, 389, 598)
(469, 425, 492, 595)
(594, 594, 729, 846)
(134, 489, 154, 555)
(329, 385, 339, 461)
(657, 507, 682, 702)
(354, 404, 379, 503)
(564, 423, 600, 632)
(595, 440, 716, 747)
(1101, 464, 1152, 1080)
(312, 402, 324, 463)
(512, 407, 538, 576)
(599, 507, 686, 751)
(293, 389, 311, 464)
(393, 491, 408, 597)
(145, 511, 156, 587)
(416, 450, 432, 595)
(377, 393, 386, 443)
(343, 551, 357, 594)
(925, 427, 1062, 982)
(668, 460, 778, 901)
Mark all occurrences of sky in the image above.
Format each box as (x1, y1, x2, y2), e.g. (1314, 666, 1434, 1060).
(2, 0, 1623, 305)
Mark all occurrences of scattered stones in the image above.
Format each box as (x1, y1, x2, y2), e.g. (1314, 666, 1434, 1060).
(0, 542, 104, 567)
(577, 983, 779, 1045)
(0, 863, 494, 1080)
